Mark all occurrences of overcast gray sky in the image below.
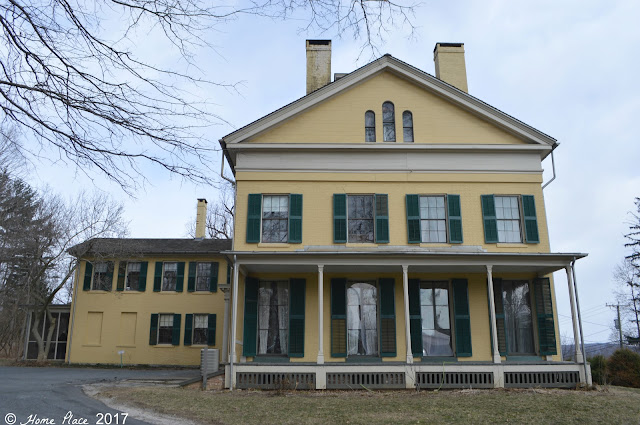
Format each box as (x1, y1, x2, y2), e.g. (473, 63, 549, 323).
(22, 0, 640, 345)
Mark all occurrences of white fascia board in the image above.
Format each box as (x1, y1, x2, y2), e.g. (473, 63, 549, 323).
(227, 143, 551, 154)
(222, 56, 556, 147)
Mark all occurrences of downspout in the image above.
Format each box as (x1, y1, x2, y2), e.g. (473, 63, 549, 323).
(542, 149, 557, 190)
(571, 258, 589, 385)
(67, 262, 80, 364)
(220, 150, 235, 185)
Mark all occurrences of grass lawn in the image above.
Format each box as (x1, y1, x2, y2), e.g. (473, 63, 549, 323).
(96, 385, 640, 425)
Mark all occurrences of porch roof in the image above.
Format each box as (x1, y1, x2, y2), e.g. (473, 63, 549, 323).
(223, 250, 587, 275)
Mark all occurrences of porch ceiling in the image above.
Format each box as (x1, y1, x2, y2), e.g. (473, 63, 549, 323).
(224, 250, 587, 276)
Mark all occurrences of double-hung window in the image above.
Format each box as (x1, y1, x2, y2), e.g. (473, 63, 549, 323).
(162, 262, 178, 291)
(419, 281, 453, 356)
(125, 262, 141, 291)
(92, 262, 113, 291)
(495, 196, 522, 243)
(196, 262, 212, 291)
(406, 194, 463, 244)
(333, 194, 389, 244)
(262, 195, 289, 243)
(246, 194, 303, 244)
(481, 194, 539, 244)
(158, 314, 174, 344)
(495, 280, 535, 355)
(257, 280, 289, 355)
(192, 314, 209, 345)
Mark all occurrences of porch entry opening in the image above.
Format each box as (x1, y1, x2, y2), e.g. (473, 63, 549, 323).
(420, 281, 453, 356)
(501, 280, 535, 355)
(258, 280, 289, 355)
(347, 281, 378, 356)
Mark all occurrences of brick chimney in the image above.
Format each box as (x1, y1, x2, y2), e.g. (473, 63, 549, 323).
(195, 198, 207, 239)
(433, 43, 468, 93)
(306, 40, 332, 94)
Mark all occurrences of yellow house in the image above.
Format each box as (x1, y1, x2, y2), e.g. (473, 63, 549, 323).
(219, 41, 590, 389)
(66, 213, 233, 366)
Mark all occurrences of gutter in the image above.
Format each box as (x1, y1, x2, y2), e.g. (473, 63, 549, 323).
(67, 263, 80, 364)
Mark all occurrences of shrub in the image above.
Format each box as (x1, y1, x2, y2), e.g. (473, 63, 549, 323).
(607, 349, 640, 388)
(588, 355, 607, 385)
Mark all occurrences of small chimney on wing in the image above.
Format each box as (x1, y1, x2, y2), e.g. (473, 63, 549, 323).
(195, 198, 207, 239)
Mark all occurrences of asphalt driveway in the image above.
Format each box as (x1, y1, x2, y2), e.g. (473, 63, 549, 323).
(0, 366, 198, 425)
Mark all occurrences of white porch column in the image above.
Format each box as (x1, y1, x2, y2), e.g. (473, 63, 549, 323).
(221, 287, 231, 364)
(229, 257, 240, 390)
(566, 265, 584, 364)
(402, 265, 413, 364)
(317, 265, 325, 365)
(486, 265, 502, 365)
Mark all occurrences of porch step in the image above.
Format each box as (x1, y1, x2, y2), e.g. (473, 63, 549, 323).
(416, 372, 494, 389)
(504, 371, 580, 388)
(236, 372, 316, 390)
(326, 372, 405, 389)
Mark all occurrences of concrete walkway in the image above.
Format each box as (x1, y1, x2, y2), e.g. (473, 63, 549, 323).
(0, 366, 199, 425)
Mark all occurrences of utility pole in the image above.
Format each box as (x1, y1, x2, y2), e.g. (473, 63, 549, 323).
(608, 303, 624, 349)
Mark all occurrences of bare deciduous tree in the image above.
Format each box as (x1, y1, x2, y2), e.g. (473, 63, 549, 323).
(0, 0, 417, 193)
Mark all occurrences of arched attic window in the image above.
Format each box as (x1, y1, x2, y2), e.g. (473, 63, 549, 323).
(403, 111, 414, 143)
(382, 101, 396, 142)
(365, 111, 376, 142)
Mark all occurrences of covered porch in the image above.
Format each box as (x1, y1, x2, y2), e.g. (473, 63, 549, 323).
(224, 249, 590, 389)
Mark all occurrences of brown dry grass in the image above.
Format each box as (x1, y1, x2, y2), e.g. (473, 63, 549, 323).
(95, 385, 640, 425)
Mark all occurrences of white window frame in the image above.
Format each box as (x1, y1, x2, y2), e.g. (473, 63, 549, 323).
(418, 280, 454, 357)
(125, 261, 142, 291)
(257, 280, 289, 356)
(162, 262, 178, 291)
(346, 280, 379, 357)
(495, 195, 524, 243)
(157, 313, 174, 345)
(346, 194, 375, 244)
(192, 314, 209, 345)
(260, 194, 289, 243)
(195, 262, 212, 292)
(419, 194, 449, 244)
(91, 262, 112, 291)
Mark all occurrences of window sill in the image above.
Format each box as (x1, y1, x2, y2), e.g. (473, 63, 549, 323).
(88, 291, 110, 293)
(121, 291, 143, 294)
(82, 344, 102, 347)
(419, 243, 451, 248)
(153, 344, 176, 348)
(116, 345, 136, 348)
(189, 291, 216, 295)
(257, 243, 291, 248)
(157, 291, 179, 294)
(496, 243, 528, 248)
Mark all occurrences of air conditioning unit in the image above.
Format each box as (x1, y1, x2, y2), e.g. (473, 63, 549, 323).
(200, 349, 219, 375)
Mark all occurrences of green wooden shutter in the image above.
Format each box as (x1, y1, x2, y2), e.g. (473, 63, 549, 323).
(522, 195, 540, 243)
(208, 314, 217, 346)
(246, 194, 262, 243)
(226, 262, 231, 284)
(243, 277, 259, 356)
(83, 262, 93, 291)
(116, 262, 126, 291)
(187, 262, 197, 292)
(534, 277, 557, 355)
(175, 262, 185, 292)
(153, 262, 163, 292)
(481, 195, 498, 243)
(379, 278, 396, 357)
(289, 278, 306, 357)
(209, 262, 219, 292)
(138, 262, 148, 291)
(333, 194, 347, 243)
(184, 314, 193, 346)
(149, 314, 158, 345)
(172, 314, 181, 346)
(105, 262, 114, 291)
(452, 279, 472, 357)
(491, 278, 507, 356)
(406, 195, 421, 244)
(288, 194, 303, 243)
(330, 278, 347, 357)
(447, 195, 463, 244)
(375, 194, 390, 243)
(408, 278, 423, 356)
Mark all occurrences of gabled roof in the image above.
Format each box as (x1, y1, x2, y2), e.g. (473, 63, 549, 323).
(220, 54, 557, 149)
(68, 238, 232, 257)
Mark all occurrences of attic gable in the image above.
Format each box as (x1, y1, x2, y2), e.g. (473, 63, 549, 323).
(221, 55, 556, 148)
